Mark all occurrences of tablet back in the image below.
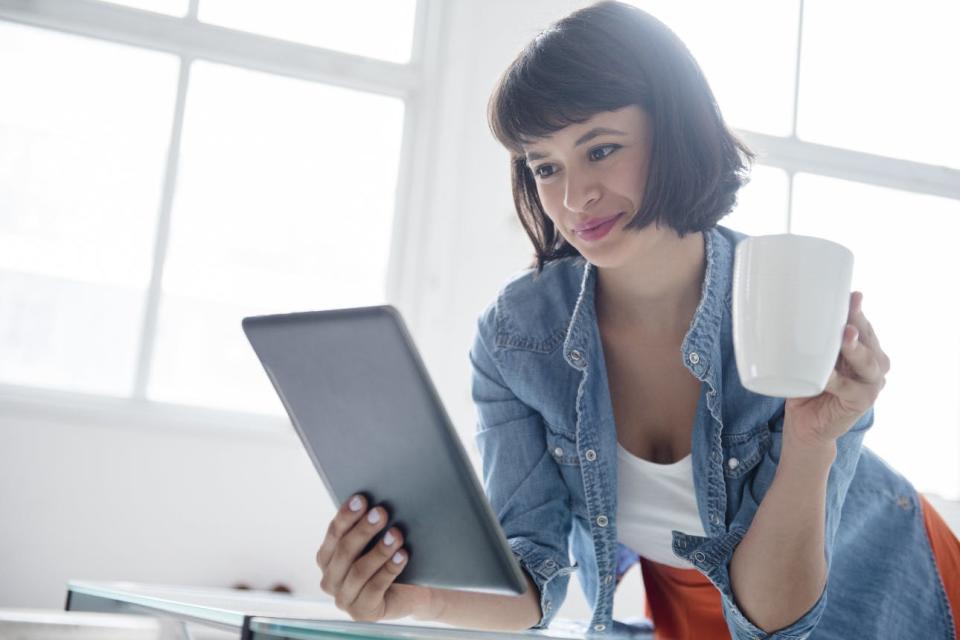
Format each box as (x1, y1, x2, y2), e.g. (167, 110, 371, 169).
(242, 306, 527, 595)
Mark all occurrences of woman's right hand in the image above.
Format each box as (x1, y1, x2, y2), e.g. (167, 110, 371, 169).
(316, 494, 435, 622)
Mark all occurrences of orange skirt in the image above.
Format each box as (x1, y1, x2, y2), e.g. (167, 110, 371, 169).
(638, 495, 960, 640)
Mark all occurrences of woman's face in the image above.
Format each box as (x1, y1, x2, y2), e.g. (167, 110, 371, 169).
(522, 104, 663, 268)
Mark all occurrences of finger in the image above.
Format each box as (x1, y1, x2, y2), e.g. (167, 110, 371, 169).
(847, 293, 884, 354)
(850, 311, 891, 375)
(325, 505, 389, 597)
(350, 549, 409, 621)
(317, 494, 367, 572)
(338, 527, 405, 612)
(851, 290, 863, 315)
(842, 324, 884, 382)
(823, 356, 876, 411)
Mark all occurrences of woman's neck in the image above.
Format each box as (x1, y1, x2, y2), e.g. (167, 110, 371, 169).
(595, 229, 706, 345)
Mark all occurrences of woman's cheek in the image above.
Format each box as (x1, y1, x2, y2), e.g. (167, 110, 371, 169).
(538, 188, 565, 228)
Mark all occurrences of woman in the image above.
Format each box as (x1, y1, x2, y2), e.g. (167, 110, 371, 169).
(315, 2, 960, 638)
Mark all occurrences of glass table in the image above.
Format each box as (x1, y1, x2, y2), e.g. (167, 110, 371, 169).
(65, 581, 652, 640)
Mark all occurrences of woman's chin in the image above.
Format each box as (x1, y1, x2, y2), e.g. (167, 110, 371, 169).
(578, 243, 627, 269)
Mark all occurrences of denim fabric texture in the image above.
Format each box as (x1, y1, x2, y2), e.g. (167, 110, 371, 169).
(470, 224, 955, 639)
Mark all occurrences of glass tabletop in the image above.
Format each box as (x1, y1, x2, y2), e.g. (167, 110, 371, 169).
(247, 616, 651, 640)
(66, 581, 652, 639)
(66, 580, 349, 629)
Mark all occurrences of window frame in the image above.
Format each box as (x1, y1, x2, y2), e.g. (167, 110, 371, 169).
(0, 0, 444, 434)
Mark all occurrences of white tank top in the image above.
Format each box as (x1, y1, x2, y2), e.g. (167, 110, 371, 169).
(616, 442, 707, 569)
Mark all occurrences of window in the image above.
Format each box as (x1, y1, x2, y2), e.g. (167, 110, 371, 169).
(629, 0, 960, 497)
(151, 61, 404, 414)
(0, 1, 426, 421)
(0, 22, 179, 397)
(798, 0, 960, 170)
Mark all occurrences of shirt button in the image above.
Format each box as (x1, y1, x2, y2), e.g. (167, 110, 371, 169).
(604, 574, 613, 585)
(711, 513, 722, 525)
(727, 457, 740, 470)
(593, 624, 606, 632)
(596, 515, 609, 527)
(570, 349, 584, 364)
(688, 351, 700, 365)
(585, 449, 597, 462)
(694, 551, 706, 563)
(553, 447, 564, 457)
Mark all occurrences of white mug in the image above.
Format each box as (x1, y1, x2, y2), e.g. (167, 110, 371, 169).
(732, 233, 854, 398)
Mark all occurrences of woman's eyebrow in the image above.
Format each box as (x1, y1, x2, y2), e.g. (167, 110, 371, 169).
(524, 127, 627, 161)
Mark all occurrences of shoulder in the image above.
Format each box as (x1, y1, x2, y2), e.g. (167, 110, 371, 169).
(714, 222, 750, 248)
(476, 256, 585, 355)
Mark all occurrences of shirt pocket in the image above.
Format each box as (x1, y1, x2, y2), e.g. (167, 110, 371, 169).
(543, 423, 589, 519)
(721, 424, 772, 479)
(544, 424, 580, 466)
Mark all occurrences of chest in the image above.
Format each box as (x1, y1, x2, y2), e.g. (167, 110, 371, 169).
(601, 336, 702, 464)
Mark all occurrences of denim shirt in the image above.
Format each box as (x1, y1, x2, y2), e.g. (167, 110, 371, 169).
(470, 224, 954, 639)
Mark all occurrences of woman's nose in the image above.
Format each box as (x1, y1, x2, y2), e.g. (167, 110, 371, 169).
(563, 173, 601, 213)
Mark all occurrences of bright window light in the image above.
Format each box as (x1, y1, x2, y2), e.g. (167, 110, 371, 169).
(723, 164, 790, 237)
(0, 22, 179, 396)
(798, 0, 960, 169)
(199, 0, 418, 63)
(792, 173, 960, 499)
(627, 0, 801, 136)
(98, 0, 189, 16)
(147, 61, 405, 415)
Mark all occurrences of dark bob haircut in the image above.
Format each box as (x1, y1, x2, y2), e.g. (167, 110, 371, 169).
(487, 0, 754, 273)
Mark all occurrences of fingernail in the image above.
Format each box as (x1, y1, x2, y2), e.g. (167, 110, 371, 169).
(367, 509, 381, 524)
(383, 531, 395, 546)
(392, 552, 404, 564)
(349, 496, 362, 512)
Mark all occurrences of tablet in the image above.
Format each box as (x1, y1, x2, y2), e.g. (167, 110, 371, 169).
(242, 305, 527, 595)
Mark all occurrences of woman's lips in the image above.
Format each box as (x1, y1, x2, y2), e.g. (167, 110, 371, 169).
(574, 212, 624, 241)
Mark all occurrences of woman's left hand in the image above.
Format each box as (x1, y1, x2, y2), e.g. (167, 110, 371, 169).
(784, 291, 891, 448)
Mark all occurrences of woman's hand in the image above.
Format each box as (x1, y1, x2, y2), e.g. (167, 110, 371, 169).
(317, 494, 435, 622)
(784, 291, 891, 448)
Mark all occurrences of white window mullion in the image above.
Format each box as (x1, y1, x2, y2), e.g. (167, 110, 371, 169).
(740, 132, 960, 203)
(790, 0, 805, 139)
(385, 0, 445, 332)
(132, 56, 190, 400)
(785, 169, 795, 233)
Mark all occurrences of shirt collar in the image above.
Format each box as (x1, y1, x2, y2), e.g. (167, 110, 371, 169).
(562, 226, 732, 387)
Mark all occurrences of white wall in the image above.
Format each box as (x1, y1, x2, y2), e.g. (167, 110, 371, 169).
(0, 414, 324, 607)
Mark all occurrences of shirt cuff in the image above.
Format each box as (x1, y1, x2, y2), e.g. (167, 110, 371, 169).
(508, 537, 578, 630)
(721, 581, 827, 640)
(673, 528, 827, 639)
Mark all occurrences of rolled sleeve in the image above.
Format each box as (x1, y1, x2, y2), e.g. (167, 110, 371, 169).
(712, 408, 875, 639)
(722, 587, 827, 640)
(470, 304, 575, 629)
(509, 538, 578, 629)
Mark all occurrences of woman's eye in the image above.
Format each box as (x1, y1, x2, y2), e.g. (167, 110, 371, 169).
(534, 165, 556, 179)
(590, 144, 619, 161)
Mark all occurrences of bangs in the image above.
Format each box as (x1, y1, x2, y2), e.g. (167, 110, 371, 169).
(488, 33, 635, 154)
